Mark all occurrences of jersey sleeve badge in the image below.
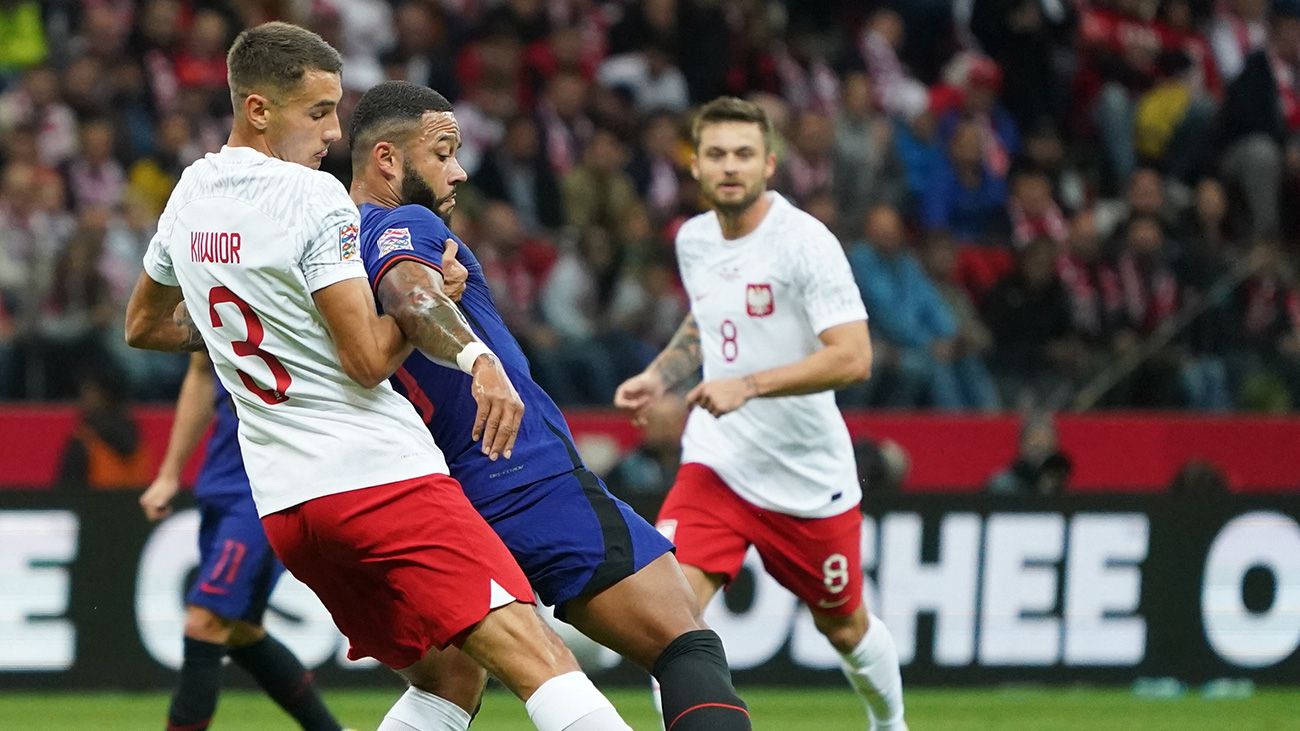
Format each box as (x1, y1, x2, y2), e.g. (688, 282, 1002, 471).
(746, 283, 774, 317)
(339, 223, 360, 261)
(377, 227, 414, 256)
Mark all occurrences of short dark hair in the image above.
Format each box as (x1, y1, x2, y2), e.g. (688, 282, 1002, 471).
(691, 96, 772, 152)
(226, 22, 342, 106)
(349, 81, 454, 168)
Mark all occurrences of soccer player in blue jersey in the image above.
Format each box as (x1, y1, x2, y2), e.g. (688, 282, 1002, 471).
(347, 80, 751, 731)
(141, 352, 346, 731)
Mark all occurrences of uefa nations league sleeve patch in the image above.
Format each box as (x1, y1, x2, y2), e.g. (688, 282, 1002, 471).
(377, 227, 414, 256)
(339, 223, 360, 261)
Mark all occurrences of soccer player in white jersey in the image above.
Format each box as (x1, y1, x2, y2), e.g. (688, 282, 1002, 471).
(124, 22, 630, 731)
(615, 96, 908, 731)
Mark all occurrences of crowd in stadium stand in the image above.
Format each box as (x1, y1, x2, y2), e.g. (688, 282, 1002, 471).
(3, 0, 1300, 412)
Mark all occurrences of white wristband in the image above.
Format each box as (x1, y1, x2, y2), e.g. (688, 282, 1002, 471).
(456, 342, 493, 374)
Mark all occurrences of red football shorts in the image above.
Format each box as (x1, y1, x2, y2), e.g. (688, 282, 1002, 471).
(658, 463, 864, 617)
(261, 473, 534, 668)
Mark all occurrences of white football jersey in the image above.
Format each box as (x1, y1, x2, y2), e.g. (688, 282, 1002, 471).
(144, 146, 447, 516)
(676, 192, 868, 518)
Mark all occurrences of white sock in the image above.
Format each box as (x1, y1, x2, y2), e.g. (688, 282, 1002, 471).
(839, 614, 906, 730)
(524, 671, 632, 731)
(378, 686, 471, 731)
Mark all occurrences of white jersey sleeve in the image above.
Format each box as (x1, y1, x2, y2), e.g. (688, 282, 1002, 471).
(300, 178, 367, 292)
(142, 182, 183, 286)
(794, 225, 869, 334)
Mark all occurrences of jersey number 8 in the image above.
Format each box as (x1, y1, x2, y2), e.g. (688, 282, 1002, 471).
(721, 319, 739, 362)
(209, 286, 292, 405)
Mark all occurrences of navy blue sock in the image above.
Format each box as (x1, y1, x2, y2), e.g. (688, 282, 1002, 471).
(167, 637, 225, 731)
(228, 635, 341, 731)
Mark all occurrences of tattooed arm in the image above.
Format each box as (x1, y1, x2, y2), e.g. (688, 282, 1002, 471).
(377, 251, 524, 461)
(124, 272, 206, 352)
(613, 313, 701, 420)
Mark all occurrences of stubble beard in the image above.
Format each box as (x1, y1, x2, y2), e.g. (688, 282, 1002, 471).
(706, 179, 764, 218)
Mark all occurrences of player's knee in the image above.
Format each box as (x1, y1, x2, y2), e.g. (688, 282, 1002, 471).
(400, 649, 488, 715)
(226, 621, 267, 647)
(813, 610, 867, 654)
(182, 605, 235, 644)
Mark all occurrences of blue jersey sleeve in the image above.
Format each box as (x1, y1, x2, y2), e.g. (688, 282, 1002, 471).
(361, 204, 454, 291)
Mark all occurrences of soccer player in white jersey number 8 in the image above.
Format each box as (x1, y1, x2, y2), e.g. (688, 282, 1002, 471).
(615, 96, 909, 731)
(125, 22, 630, 731)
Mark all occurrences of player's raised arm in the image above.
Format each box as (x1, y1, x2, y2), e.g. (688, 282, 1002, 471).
(377, 246, 524, 461)
(125, 273, 206, 352)
(615, 313, 702, 419)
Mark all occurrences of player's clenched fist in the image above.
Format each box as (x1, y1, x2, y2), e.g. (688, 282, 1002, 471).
(686, 376, 758, 418)
(140, 476, 179, 522)
(470, 354, 524, 460)
(614, 371, 667, 425)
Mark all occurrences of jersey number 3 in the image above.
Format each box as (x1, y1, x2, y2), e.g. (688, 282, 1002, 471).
(209, 286, 292, 405)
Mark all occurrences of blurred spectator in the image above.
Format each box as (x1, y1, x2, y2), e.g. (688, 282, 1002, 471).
(539, 226, 632, 404)
(473, 113, 565, 231)
(1105, 214, 1195, 407)
(1169, 459, 1231, 496)
(605, 395, 688, 499)
(597, 40, 690, 113)
(0, 66, 78, 166)
(1097, 166, 1174, 240)
(29, 213, 116, 400)
(562, 126, 637, 229)
(627, 110, 686, 222)
(1236, 242, 1300, 406)
(54, 367, 151, 491)
(833, 69, 906, 230)
(127, 112, 190, 218)
(1209, 0, 1270, 83)
(920, 232, 1001, 409)
(938, 55, 1021, 179)
(450, 80, 516, 176)
(986, 413, 1072, 495)
(922, 117, 1011, 243)
(1019, 119, 1088, 213)
(776, 109, 835, 205)
(968, 0, 1077, 130)
(1216, 0, 1300, 237)
(847, 204, 982, 409)
(893, 107, 946, 213)
(523, 25, 601, 98)
(173, 9, 231, 93)
(983, 236, 1076, 408)
(381, 1, 455, 99)
(858, 8, 931, 120)
(1009, 165, 1069, 248)
(769, 19, 839, 114)
(1133, 47, 1217, 183)
(1058, 209, 1121, 352)
(536, 70, 594, 174)
(64, 118, 126, 212)
(323, 0, 395, 92)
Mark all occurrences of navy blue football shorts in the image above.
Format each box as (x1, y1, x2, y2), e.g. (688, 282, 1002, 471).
(186, 491, 285, 623)
(472, 467, 674, 619)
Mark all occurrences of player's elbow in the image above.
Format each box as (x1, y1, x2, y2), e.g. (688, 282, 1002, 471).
(124, 312, 158, 350)
(343, 360, 389, 389)
(843, 347, 873, 386)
